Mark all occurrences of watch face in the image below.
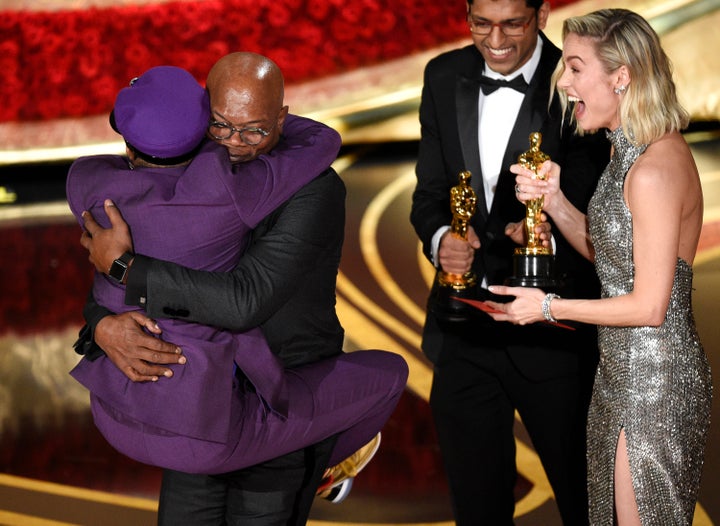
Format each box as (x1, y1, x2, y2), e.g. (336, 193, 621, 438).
(109, 259, 128, 283)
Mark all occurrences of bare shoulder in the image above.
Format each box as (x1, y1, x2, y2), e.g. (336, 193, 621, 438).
(629, 132, 699, 192)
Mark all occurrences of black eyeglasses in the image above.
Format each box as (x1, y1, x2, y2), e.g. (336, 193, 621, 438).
(467, 11, 536, 37)
(208, 120, 277, 146)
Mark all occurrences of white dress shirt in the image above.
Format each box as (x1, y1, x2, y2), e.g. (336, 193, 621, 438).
(478, 36, 542, 213)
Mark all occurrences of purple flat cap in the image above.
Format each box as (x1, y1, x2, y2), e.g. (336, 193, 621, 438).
(112, 66, 209, 159)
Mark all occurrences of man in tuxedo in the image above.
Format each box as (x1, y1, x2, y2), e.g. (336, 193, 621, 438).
(410, 1, 609, 524)
(75, 52, 392, 525)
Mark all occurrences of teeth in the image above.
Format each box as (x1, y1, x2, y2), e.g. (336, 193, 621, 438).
(568, 96, 581, 102)
(488, 47, 511, 57)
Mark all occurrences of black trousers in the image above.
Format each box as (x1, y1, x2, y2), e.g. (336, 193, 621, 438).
(429, 335, 593, 526)
(157, 435, 337, 526)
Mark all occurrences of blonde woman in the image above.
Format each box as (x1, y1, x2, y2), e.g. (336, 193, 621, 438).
(488, 9, 712, 525)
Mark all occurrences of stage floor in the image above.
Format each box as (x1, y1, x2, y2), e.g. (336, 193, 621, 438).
(0, 135, 719, 525)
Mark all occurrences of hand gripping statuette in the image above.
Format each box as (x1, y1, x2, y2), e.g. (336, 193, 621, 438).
(506, 132, 561, 289)
(431, 171, 479, 321)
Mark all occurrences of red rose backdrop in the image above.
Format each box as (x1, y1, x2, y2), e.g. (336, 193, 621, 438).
(0, 0, 578, 123)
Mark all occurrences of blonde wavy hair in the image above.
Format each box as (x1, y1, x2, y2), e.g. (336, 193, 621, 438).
(552, 8, 689, 145)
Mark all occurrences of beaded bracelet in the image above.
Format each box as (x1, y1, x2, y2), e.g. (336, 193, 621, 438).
(542, 293, 560, 323)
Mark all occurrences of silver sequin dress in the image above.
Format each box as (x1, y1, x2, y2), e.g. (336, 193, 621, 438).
(585, 127, 712, 525)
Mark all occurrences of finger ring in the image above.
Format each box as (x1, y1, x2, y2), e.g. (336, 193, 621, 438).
(515, 184, 520, 194)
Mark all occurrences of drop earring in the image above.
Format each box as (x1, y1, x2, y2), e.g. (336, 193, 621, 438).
(614, 85, 626, 95)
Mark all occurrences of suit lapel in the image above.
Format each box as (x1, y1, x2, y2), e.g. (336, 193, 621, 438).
(455, 75, 489, 220)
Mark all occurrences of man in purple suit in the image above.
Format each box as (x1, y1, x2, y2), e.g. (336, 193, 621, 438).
(71, 59, 407, 525)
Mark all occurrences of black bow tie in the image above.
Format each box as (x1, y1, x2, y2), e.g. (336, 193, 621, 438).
(479, 75, 529, 95)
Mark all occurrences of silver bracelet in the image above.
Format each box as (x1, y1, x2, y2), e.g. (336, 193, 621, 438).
(542, 293, 560, 323)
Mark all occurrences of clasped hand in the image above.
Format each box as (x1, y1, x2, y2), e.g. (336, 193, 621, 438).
(438, 226, 481, 274)
(80, 199, 133, 274)
(511, 159, 561, 214)
(95, 312, 185, 382)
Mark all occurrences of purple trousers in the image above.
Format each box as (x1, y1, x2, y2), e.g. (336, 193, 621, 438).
(91, 350, 408, 474)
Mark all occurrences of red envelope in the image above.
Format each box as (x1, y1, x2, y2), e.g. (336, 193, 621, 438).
(453, 297, 503, 313)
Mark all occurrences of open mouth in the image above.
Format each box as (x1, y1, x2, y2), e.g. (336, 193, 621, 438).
(568, 95, 586, 119)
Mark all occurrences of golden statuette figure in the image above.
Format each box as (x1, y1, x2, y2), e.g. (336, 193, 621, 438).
(438, 170, 478, 289)
(517, 131, 552, 256)
(506, 132, 560, 289)
(430, 170, 479, 322)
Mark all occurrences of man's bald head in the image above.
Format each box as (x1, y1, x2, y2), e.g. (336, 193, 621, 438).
(206, 52, 288, 163)
(206, 52, 284, 109)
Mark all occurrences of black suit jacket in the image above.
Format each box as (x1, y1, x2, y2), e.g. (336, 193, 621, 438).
(81, 169, 346, 369)
(411, 35, 609, 374)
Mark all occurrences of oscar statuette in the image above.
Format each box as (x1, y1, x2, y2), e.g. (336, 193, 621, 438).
(430, 170, 479, 322)
(505, 132, 561, 289)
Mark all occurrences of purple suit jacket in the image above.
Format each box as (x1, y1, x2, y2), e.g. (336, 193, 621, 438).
(66, 115, 341, 443)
